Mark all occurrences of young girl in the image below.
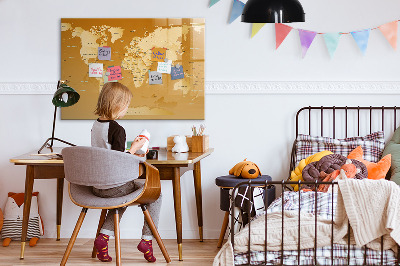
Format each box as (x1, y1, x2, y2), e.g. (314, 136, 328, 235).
(91, 82, 162, 263)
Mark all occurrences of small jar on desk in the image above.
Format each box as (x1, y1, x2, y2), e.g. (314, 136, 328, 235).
(215, 175, 275, 248)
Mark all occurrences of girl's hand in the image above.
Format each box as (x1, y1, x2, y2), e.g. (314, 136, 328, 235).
(129, 137, 147, 155)
(134, 148, 149, 157)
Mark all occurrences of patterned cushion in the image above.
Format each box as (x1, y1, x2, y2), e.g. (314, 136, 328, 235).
(295, 131, 385, 166)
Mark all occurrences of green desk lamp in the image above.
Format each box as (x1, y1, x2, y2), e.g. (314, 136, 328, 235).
(38, 80, 80, 154)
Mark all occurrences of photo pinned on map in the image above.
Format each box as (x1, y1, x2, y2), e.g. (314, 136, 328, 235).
(98, 46, 111, 60)
(149, 71, 163, 85)
(89, 63, 103, 78)
(151, 47, 167, 62)
(104, 71, 117, 83)
(171, 64, 184, 80)
(107, 65, 122, 81)
(157, 59, 172, 74)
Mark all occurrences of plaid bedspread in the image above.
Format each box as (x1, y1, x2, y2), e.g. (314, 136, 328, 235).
(234, 191, 397, 265)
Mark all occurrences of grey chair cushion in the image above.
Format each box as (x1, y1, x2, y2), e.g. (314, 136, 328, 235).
(69, 180, 145, 208)
(62, 146, 145, 188)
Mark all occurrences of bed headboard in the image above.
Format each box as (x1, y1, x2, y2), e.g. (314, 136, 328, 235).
(290, 106, 400, 179)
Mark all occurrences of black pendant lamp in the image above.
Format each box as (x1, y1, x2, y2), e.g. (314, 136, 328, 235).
(242, 0, 305, 23)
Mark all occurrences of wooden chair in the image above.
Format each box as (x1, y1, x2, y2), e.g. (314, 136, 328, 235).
(60, 146, 171, 265)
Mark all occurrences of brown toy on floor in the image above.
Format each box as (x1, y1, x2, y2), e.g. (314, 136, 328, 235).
(1, 192, 43, 247)
(229, 159, 261, 179)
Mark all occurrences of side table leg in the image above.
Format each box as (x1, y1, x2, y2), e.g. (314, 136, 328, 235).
(193, 161, 203, 242)
(172, 167, 183, 261)
(217, 211, 230, 248)
(20, 165, 35, 259)
(56, 178, 64, 241)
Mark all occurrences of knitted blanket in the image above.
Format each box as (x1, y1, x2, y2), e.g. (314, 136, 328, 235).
(214, 179, 400, 266)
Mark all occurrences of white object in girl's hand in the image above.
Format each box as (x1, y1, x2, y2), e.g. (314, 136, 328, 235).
(172, 135, 189, 153)
(135, 129, 150, 154)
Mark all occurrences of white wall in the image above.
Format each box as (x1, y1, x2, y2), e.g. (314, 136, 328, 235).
(1, 0, 400, 240)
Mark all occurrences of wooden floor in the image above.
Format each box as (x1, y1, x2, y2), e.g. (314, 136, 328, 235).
(0, 239, 222, 265)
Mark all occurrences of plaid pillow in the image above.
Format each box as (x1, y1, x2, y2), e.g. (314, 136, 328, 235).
(295, 131, 385, 166)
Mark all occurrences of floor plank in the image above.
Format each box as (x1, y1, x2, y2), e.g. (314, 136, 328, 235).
(0, 239, 221, 265)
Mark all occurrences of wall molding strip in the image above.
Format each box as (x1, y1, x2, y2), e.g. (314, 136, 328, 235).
(0, 81, 400, 95)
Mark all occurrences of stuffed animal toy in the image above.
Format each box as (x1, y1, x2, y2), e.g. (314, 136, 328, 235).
(172, 135, 189, 153)
(229, 159, 261, 179)
(348, 146, 391, 180)
(0, 208, 3, 232)
(1, 192, 44, 247)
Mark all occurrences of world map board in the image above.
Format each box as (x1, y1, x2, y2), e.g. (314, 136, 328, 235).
(61, 18, 205, 120)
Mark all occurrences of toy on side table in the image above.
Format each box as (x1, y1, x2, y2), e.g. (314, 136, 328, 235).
(229, 159, 261, 179)
(1, 192, 44, 247)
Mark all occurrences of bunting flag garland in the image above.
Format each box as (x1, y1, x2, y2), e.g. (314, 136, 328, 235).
(229, 0, 245, 24)
(207, 3, 400, 57)
(351, 29, 370, 55)
(209, 0, 220, 7)
(323, 33, 341, 58)
(298, 30, 317, 58)
(378, 21, 398, 50)
(251, 23, 266, 38)
(275, 23, 293, 49)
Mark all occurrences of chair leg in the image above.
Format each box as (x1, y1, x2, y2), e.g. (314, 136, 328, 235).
(217, 211, 230, 248)
(91, 209, 108, 258)
(60, 208, 88, 266)
(141, 205, 171, 263)
(114, 209, 121, 266)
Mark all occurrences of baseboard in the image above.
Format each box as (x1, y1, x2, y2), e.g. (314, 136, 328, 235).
(1, 81, 400, 95)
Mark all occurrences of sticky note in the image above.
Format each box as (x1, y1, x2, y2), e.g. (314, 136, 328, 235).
(151, 47, 167, 62)
(171, 65, 184, 80)
(157, 60, 172, 74)
(149, 71, 162, 85)
(89, 63, 103, 77)
(103, 71, 117, 83)
(107, 66, 122, 81)
(98, 46, 111, 60)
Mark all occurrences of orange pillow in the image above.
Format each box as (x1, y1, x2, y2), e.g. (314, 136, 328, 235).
(347, 146, 391, 180)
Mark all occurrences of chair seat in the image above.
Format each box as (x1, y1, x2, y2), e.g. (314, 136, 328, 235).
(70, 180, 145, 208)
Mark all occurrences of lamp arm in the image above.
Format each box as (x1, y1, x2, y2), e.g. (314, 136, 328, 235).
(50, 105, 57, 148)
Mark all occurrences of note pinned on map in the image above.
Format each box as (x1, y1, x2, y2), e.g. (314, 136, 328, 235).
(89, 63, 103, 77)
(98, 46, 111, 60)
(149, 71, 162, 85)
(107, 66, 122, 81)
(104, 71, 117, 83)
(151, 47, 167, 62)
(171, 64, 184, 80)
(157, 60, 172, 74)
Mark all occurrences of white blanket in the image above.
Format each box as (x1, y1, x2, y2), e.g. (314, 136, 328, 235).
(213, 179, 400, 266)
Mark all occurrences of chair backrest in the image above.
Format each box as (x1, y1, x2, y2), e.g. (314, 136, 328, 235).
(62, 146, 145, 188)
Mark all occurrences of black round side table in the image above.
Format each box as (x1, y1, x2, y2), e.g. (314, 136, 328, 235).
(215, 175, 275, 248)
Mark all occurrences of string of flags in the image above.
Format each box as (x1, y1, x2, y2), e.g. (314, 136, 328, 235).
(209, 0, 399, 58)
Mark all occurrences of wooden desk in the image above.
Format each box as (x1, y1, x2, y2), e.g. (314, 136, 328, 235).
(10, 147, 213, 261)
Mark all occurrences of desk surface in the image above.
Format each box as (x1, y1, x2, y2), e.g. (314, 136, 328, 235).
(10, 147, 214, 165)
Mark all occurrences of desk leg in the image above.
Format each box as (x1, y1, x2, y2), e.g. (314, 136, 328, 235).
(172, 167, 183, 261)
(56, 178, 64, 241)
(20, 165, 34, 259)
(193, 161, 203, 242)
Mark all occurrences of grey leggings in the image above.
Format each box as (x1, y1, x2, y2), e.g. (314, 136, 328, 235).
(92, 180, 162, 240)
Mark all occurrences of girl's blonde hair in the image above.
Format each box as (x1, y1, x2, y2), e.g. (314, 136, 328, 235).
(95, 82, 133, 120)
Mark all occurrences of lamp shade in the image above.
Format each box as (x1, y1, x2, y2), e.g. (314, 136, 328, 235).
(52, 83, 80, 108)
(241, 0, 305, 23)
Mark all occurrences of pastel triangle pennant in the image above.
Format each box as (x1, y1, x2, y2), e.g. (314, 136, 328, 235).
(298, 29, 317, 58)
(323, 33, 341, 58)
(351, 29, 370, 55)
(378, 21, 397, 50)
(229, 0, 245, 24)
(251, 23, 266, 38)
(275, 23, 293, 49)
(209, 0, 220, 7)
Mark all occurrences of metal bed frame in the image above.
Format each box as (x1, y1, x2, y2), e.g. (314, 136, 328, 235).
(230, 106, 400, 266)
